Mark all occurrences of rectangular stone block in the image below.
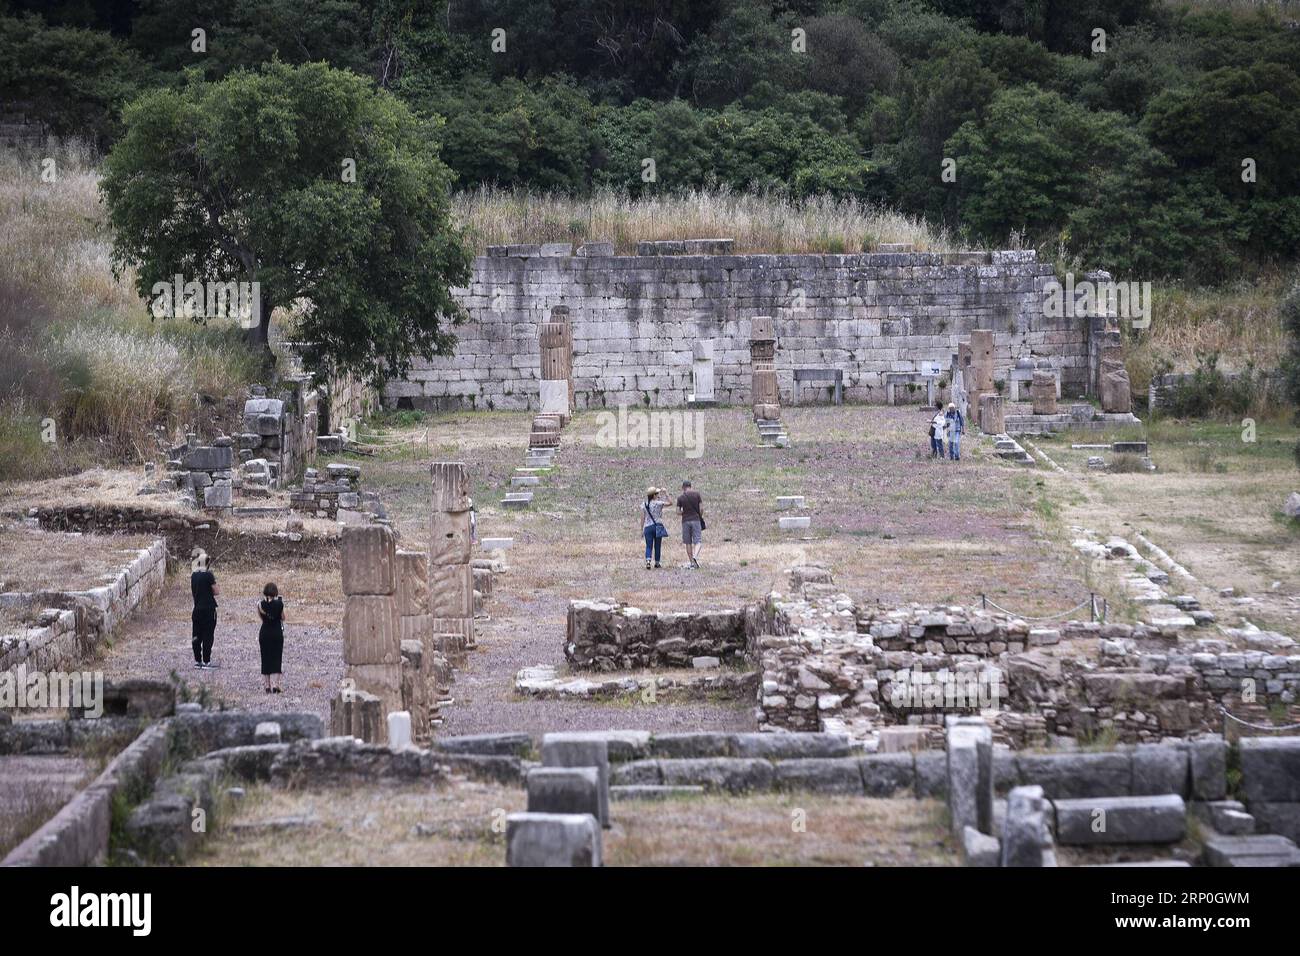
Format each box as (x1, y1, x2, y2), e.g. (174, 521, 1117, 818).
(527, 767, 602, 819)
(505, 813, 602, 867)
(948, 723, 993, 836)
(430, 510, 472, 566)
(1053, 794, 1186, 845)
(343, 595, 401, 665)
(396, 550, 428, 616)
(429, 563, 474, 618)
(1240, 737, 1300, 803)
(341, 525, 396, 596)
(542, 734, 610, 827)
(347, 662, 402, 723)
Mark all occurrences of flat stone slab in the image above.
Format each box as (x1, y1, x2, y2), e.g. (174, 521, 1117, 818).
(778, 516, 811, 530)
(1203, 834, 1300, 867)
(1053, 794, 1187, 845)
(502, 493, 533, 508)
(510, 476, 540, 486)
(479, 537, 513, 551)
(776, 496, 805, 509)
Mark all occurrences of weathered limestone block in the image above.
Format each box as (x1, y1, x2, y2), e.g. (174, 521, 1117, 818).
(1099, 346, 1132, 413)
(752, 367, 780, 410)
(346, 663, 402, 736)
(430, 462, 471, 513)
(1053, 794, 1186, 845)
(400, 639, 430, 740)
(430, 510, 472, 566)
(1239, 736, 1300, 803)
(1030, 370, 1058, 415)
(979, 393, 1005, 435)
(341, 525, 396, 596)
(329, 688, 384, 743)
(343, 595, 401, 665)
(506, 813, 602, 867)
(396, 550, 428, 616)
(429, 563, 474, 618)
(948, 722, 994, 836)
(541, 733, 610, 827)
(1001, 785, 1055, 867)
(969, 329, 994, 395)
(526, 767, 602, 819)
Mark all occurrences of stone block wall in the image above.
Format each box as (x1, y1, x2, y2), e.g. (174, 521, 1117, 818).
(386, 249, 1089, 411)
(565, 600, 749, 670)
(0, 540, 167, 677)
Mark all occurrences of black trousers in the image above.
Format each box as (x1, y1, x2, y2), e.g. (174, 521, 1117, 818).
(192, 607, 217, 663)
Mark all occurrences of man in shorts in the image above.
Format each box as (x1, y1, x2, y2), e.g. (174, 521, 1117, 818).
(677, 480, 704, 569)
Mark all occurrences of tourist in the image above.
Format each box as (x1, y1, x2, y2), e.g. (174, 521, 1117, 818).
(677, 480, 705, 569)
(257, 582, 285, 693)
(929, 405, 947, 459)
(640, 486, 667, 569)
(190, 549, 219, 669)
(945, 402, 964, 461)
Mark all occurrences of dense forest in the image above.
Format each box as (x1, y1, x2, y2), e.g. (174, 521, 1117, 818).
(3, 0, 1300, 284)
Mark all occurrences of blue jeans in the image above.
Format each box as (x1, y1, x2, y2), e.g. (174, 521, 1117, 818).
(930, 437, 943, 456)
(949, 435, 961, 460)
(643, 526, 661, 563)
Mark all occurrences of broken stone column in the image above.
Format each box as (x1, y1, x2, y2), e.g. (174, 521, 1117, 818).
(329, 688, 383, 743)
(430, 461, 475, 652)
(968, 329, 995, 427)
(337, 524, 401, 743)
(1030, 370, 1058, 415)
(979, 393, 1005, 435)
(399, 639, 430, 739)
(539, 305, 572, 424)
(506, 813, 602, 867)
(750, 316, 780, 419)
(529, 414, 562, 449)
(690, 338, 716, 406)
(1099, 345, 1132, 413)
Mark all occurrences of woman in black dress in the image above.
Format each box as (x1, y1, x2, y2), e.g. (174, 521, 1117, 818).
(257, 582, 285, 693)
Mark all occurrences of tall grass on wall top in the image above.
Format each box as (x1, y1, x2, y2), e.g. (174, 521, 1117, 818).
(452, 185, 958, 255)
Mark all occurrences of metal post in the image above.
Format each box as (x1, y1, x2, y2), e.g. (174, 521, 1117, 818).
(981, 593, 987, 611)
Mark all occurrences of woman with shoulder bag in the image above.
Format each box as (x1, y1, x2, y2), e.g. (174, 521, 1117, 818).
(639, 486, 668, 569)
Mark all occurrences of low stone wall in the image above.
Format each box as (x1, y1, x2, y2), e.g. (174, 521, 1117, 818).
(0, 539, 166, 676)
(1, 721, 170, 867)
(565, 600, 749, 670)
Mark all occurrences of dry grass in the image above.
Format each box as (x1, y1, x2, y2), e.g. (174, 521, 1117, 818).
(1124, 276, 1291, 405)
(0, 755, 95, 858)
(0, 525, 157, 593)
(191, 780, 955, 866)
(453, 185, 959, 255)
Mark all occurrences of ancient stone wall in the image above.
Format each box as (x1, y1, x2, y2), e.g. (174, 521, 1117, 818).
(565, 600, 749, 670)
(386, 248, 1090, 411)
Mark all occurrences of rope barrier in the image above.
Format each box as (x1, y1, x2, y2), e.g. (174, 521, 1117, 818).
(1219, 706, 1300, 733)
(979, 594, 1096, 623)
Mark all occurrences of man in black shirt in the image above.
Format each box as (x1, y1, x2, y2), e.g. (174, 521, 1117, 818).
(190, 550, 220, 668)
(676, 480, 704, 570)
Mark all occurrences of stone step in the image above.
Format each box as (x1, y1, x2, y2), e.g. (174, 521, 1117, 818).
(1052, 794, 1186, 845)
(776, 496, 805, 509)
(479, 537, 513, 551)
(510, 475, 540, 487)
(778, 516, 811, 531)
(1202, 834, 1300, 867)
(502, 493, 533, 509)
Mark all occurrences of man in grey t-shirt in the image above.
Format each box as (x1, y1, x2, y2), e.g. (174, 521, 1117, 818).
(676, 480, 704, 569)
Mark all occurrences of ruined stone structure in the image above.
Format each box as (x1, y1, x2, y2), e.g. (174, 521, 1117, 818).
(538, 304, 573, 423)
(336, 524, 401, 744)
(386, 248, 1105, 410)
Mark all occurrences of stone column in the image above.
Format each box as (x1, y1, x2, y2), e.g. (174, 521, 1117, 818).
(539, 305, 572, 423)
(1030, 370, 1058, 415)
(750, 316, 780, 420)
(337, 524, 401, 743)
(690, 338, 716, 406)
(430, 461, 475, 652)
(396, 549, 431, 739)
(968, 329, 995, 427)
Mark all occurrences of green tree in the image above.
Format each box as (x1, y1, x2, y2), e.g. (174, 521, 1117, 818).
(100, 62, 471, 387)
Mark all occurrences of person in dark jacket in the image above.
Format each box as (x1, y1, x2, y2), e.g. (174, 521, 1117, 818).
(190, 549, 219, 669)
(257, 582, 285, 693)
